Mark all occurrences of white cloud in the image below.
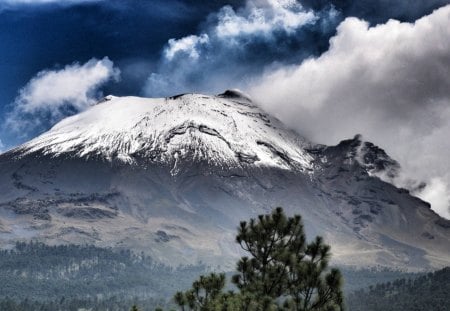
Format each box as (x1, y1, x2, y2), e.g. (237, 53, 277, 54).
(164, 34, 209, 61)
(161, 0, 317, 62)
(0, 139, 4, 153)
(249, 5, 450, 218)
(421, 178, 450, 219)
(7, 57, 120, 133)
(215, 0, 317, 38)
(147, 0, 326, 97)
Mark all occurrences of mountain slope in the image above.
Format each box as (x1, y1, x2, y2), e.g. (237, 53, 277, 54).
(0, 91, 448, 269)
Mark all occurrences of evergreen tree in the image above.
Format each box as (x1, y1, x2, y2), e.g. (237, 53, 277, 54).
(175, 273, 226, 311)
(174, 207, 344, 310)
(232, 207, 306, 300)
(130, 305, 139, 311)
(233, 207, 343, 310)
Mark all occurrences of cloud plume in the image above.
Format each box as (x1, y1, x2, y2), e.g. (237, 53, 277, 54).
(249, 5, 450, 218)
(165, 34, 210, 61)
(6, 57, 120, 136)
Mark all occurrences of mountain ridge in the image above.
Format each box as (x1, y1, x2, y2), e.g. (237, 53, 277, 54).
(0, 91, 449, 270)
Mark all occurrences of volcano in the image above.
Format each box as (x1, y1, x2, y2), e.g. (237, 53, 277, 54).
(0, 90, 448, 269)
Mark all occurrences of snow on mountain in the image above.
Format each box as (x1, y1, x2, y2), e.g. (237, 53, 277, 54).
(0, 91, 449, 270)
(17, 91, 313, 172)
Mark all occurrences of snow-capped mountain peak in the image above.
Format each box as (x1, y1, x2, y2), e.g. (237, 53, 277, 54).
(1, 91, 449, 270)
(16, 92, 313, 172)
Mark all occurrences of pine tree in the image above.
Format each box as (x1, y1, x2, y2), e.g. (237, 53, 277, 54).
(130, 305, 139, 311)
(232, 207, 344, 310)
(174, 273, 226, 311)
(174, 207, 344, 310)
(232, 207, 306, 301)
(283, 236, 344, 310)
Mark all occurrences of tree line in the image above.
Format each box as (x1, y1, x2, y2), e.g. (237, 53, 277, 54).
(346, 267, 450, 311)
(0, 242, 206, 301)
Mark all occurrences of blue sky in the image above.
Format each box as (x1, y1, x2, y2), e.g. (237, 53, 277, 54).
(1, 0, 450, 216)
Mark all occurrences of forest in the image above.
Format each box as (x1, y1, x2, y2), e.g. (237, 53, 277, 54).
(0, 242, 446, 310)
(346, 267, 450, 311)
(2, 209, 445, 310)
(0, 242, 205, 309)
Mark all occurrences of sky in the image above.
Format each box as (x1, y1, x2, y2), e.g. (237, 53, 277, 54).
(0, 0, 449, 218)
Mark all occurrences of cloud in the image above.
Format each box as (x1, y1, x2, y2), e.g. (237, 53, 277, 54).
(420, 178, 450, 219)
(0, 139, 4, 153)
(165, 34, 210, 61)
(142, 0, 450, 99)
(214, 0, 316, 37)
(143, 0, 338, 97)
(248, 5, 450, 218)
(6, 57, 120, 135)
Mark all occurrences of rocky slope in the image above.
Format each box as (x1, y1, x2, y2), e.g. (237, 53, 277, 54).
(0, 90, 448, 269)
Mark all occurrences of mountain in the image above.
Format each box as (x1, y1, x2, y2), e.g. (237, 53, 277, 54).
(0, 90, 449, 269)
